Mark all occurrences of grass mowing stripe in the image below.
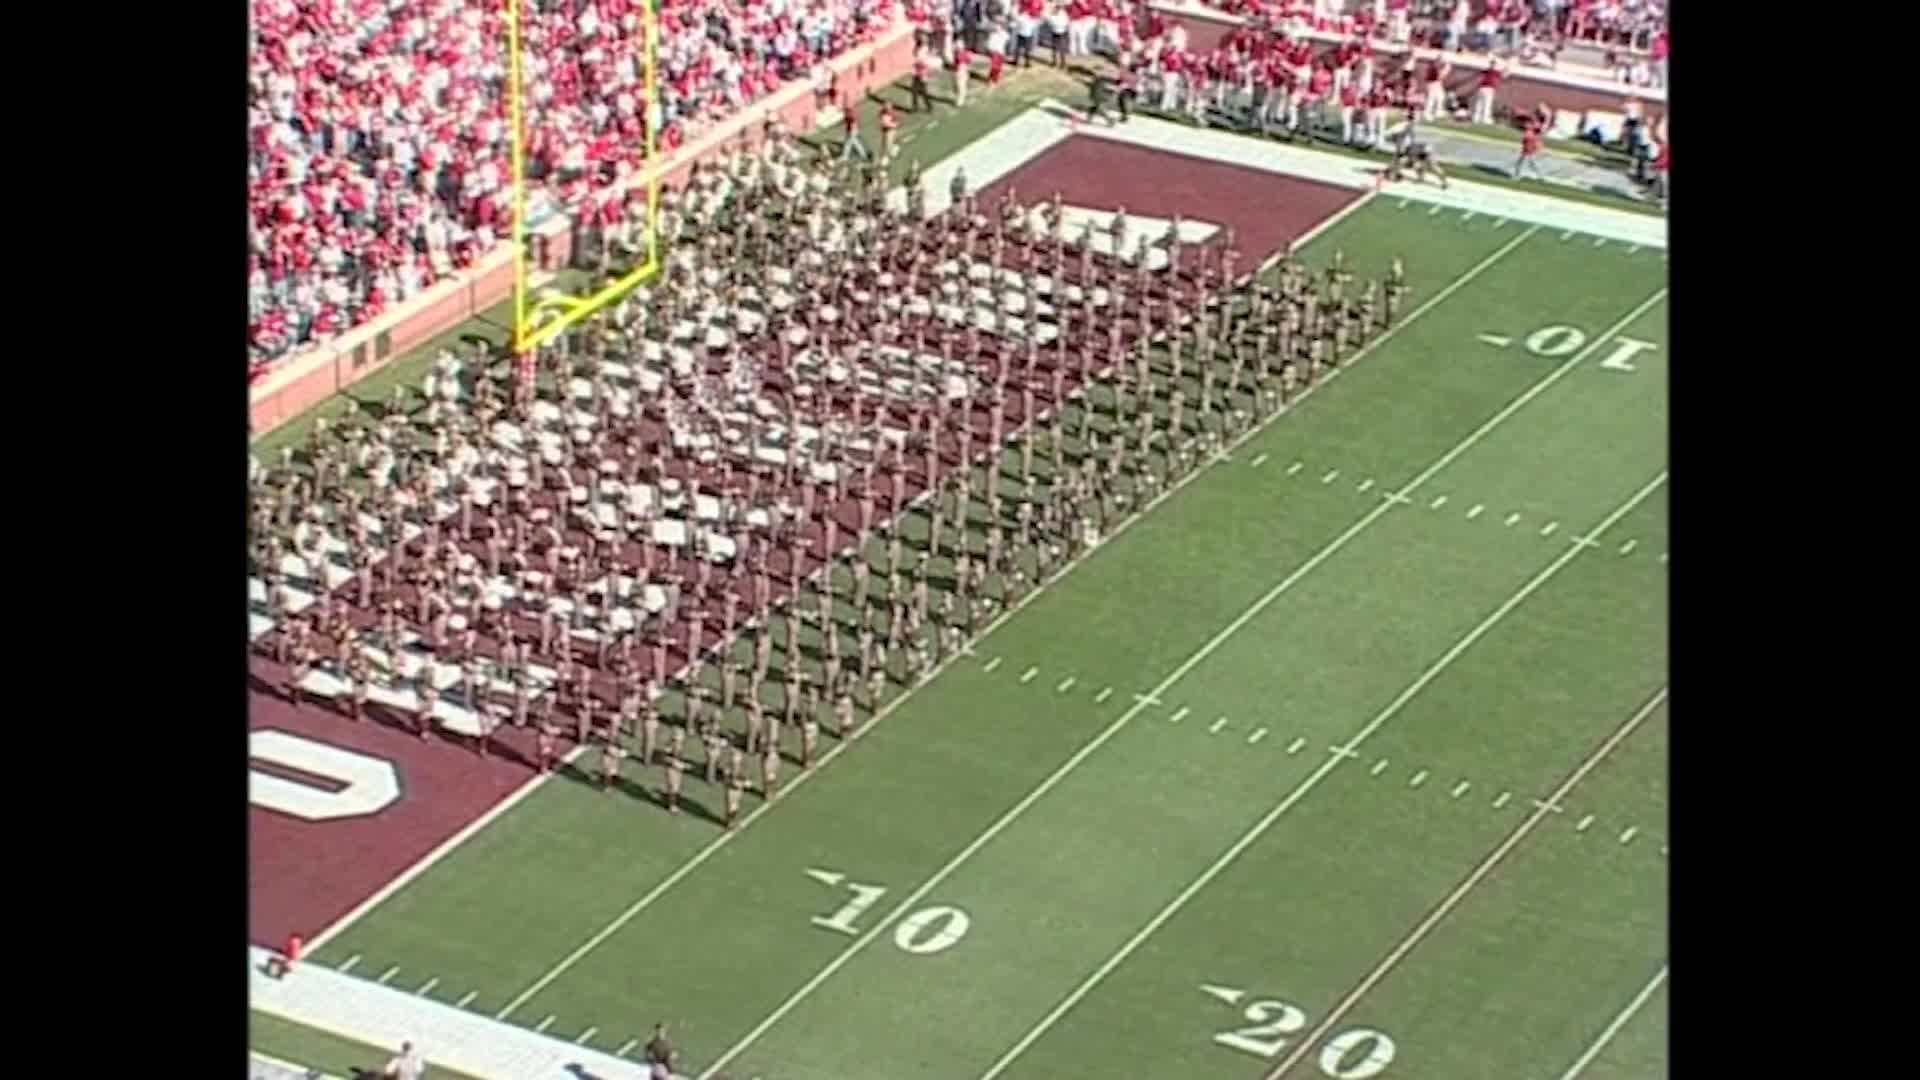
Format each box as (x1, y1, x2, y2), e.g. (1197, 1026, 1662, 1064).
(1264, 687, 1669, 1078)
(1555, 963, 1671, 1080)
(975, 476, 1668, 1080)
(498, 222, 1544, 1032)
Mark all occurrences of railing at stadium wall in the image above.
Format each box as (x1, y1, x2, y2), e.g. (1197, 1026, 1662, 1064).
(249, 17, 919, 441)
(1141, 1, 1667, 106)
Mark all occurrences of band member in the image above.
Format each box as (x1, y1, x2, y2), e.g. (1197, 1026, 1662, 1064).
(664, 748, 686, 814)
(703, 724, 728, 784)
(800, 707, 821, 768)
(725, 751, 747, 827)
(760, 742, 781, 799)
(537, 718, 559, 772)
(286, 642, 313, 709)
(599, 736, 622, 791)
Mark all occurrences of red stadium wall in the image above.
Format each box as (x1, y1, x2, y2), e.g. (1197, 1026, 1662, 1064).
(250, 19, 918, 440)
(1139, 2, 1666, 121)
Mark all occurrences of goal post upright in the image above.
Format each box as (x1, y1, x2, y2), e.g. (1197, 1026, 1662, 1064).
(508, 0, 664, 355)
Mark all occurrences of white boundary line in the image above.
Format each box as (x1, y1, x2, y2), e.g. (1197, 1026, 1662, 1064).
(250, 1051, 344, 1080)
(1264, 687, 1670, 1078)
(1555, 963, 1671, 1080)
(499, 214, 1547, 1031)
(980, 481, 1668, 1080)
(702, 264, 1676, 1080)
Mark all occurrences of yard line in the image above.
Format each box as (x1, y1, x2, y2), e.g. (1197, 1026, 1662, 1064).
(527, 228, 1549, 1040)
(376, 966, 399, 985)
(1055, 677, 1077, 693)
(1409, 769, 1429, 788)
(456, 991, 477, 1008)
(1248, 728, 1269, 744)
(1264, 688, 1669, 1078)
(1208, 717, 1228, 734)
(1285, 737, 1306, 755)
(979, 482, 1668, 1080)
(337, 955, 360, 974)
(1555, 964, 1669, 1080)
(1094, 686, 1114, 703)
(415, 977, 439, 997)
(576, 1027, 599, 1045)
(1019, 666, 1039, 683)
(983, 657, 1003, 673)
(1169, 706, 1191, 723)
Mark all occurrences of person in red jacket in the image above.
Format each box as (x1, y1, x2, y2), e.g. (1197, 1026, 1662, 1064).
(1513, 119, 1545, 179)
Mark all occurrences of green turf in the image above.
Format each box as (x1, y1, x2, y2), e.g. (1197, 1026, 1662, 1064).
(250, 1010, 488, 1080)
(301, 186, 1667, 1080)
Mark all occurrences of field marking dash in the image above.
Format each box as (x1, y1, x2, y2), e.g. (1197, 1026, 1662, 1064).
(1450, 781, 1472, 799)
(1560, 229, 1575, 240)
(576, 1027, 599, 1045)
(1250, 452, 1269, 467)
(1619, 539, 1637, 555)
(1287, 460, 1304, 475)
(1169, 706, 1191, 723)
(1133, 692, 1163, 706)
(1660, 844, 1668, 856)
(1592, 236, 1606, 247)
(1461, 210, 1475, 222)
(1321, 469, 1340, 484)
(1370, 759, 1390, 776)
(1427, 203, 1442, 215)
(1286, 736, 1306, 755)
(1357, 477, 1374, 493)
(1492, 791, 1512, 809)
(1397, 198, 1410, 209)
(535, 1015, 556, 1034)
(1409, 769, 1429, 788)
(1466, 504, 1483, 519)
(376, 966, 399, 985)
(1429, 495, 1448, 509)
(1540, 520, 1559, 536)
(983, 656, 1003, 673)
(617, 1039, 639, 1057)
(1055, 676, 1077, 693)
(1248, 727, 1269, 744)
(1575, 813, 1596, 832)
(1619, 826, 1639, 845)
(1504, 512, 1521, 527)
(337, 955, 360, 974)
(416, 977, 439, 997)
(1658, 552, 1668, 564)
(1094, 686, 1114, 703)
(1019, 665, 1039, 683)
(1209, 717, 1228, 734)
(1555, 964, 1669, 1080)
(1534, 798, 1564, 813)
(1494, 217, 1509, 228)
(1328, 745, 1359, 760)
(456, 991, 477, 1008)
(1626, 244, 1640, 255)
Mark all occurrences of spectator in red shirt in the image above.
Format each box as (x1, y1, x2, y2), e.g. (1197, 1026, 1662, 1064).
(839, 97, 870, 163)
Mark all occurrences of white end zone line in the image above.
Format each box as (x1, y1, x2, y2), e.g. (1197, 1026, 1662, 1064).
(1556, 964, 1670, 1080)
(1264, 687, 1670, 1079)
(701, 261, 1663, 1080)
(980, 483, 1668, 1080)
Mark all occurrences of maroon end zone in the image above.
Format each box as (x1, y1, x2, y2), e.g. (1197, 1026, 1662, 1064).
(247, 135, 1367, 951)
(978, 134, 1365, 267)
(249, 683, 546, 949)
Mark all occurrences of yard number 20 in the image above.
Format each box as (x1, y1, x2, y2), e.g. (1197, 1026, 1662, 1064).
(1216, 997, 1396, 1079)
(807, 869, 971, 956)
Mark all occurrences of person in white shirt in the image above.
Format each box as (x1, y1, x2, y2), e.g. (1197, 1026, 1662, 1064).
(382, 1042, 425, 1080)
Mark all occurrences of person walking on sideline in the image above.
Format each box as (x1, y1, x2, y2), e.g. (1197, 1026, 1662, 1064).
(839, 99, 870, 162)
(910, 49, 935, 112)
(1513, 120, 1545, 180)
(1086, 72, 1116, 126)
(381, 1042, 424, 1080)
(880, 102, 901, 159)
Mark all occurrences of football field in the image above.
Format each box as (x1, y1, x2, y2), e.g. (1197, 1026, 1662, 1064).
(266, 163, 1668, 1080)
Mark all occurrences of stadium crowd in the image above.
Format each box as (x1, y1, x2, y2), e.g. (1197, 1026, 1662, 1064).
(248, 0, 900, 371)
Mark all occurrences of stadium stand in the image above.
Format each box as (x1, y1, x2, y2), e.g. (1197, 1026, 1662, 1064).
(248, 0, 902, 371)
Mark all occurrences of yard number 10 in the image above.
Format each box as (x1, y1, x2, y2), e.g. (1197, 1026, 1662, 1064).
(806, 868, 972, 956)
